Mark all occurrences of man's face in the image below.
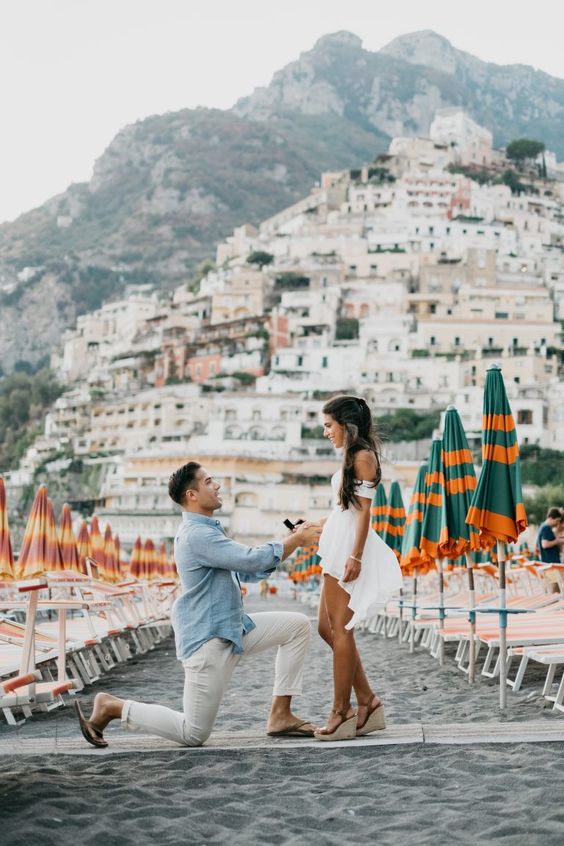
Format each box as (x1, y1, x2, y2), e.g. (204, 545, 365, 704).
(185, 467, 222, 513)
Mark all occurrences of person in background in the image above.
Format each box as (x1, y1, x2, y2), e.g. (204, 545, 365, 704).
(537, 507, 563, 564)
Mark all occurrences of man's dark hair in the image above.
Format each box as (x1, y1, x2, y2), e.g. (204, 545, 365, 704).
(547, 507, 562, 520)
(168, 461, 202, 505)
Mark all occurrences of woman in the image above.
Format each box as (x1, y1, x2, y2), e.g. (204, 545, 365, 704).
(314, 395, 403, 741)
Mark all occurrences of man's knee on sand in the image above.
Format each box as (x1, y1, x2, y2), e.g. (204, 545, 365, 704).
(182, 724, 211, 747)
(291, 613, 311, 640)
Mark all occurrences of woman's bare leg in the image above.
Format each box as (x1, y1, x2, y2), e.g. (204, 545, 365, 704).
(317, 575, 375, 733)
(318, 581, 375, 710)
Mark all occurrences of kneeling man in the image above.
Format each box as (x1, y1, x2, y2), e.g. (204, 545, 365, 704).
(76, 461, 321, 747)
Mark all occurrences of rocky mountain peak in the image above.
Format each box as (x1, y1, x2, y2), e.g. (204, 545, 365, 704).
(313, 31, 363, 51)
(380, 30, 464, 75)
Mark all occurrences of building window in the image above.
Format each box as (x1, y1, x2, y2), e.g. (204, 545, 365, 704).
(454, 337, 461, 346)
(517, 409, 533, 425)
(321, 356, 328, 368)
(297, 356, 303, 367)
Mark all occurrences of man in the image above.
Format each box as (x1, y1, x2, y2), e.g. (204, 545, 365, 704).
(75, 461, 321, 747)
(536, 507, 562, 564)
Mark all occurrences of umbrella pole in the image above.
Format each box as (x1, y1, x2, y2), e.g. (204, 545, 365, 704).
(409, 569, 418, 654)
(438, 559, 445, 666)
(465, 552, 476, 684)
(398, 587, 404, 645)
(498, 541, 508, 711)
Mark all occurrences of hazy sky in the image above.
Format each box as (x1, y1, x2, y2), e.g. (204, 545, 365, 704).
(1, 0, 563, 224)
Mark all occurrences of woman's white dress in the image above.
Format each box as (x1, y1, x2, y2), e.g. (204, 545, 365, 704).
(317, 470, 403, 629)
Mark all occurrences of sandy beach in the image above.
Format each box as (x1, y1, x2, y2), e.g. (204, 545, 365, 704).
(2, 595, 564, 845)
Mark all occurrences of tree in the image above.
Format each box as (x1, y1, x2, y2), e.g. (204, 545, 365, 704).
(506, 138, 545, 164)
(247, 251, 274, 267)
(523, 485, 564, 526)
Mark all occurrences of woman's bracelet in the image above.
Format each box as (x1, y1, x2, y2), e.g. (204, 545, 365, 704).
(350, 555, 362, 563)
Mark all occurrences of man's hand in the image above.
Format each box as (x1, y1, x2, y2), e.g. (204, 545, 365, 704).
(293, 521, 322, 546)
(342, 556, 361, 583)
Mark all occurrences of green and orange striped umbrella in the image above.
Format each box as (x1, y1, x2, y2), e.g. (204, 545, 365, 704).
(400, 461, 429, 577)
(16, 486, 63, 579)
(129, 536, 144, 579)
(0, 477, 14, 580)
(58, 503, 82, 573)
(467, 364, 528, 547)
(439, 406, 479, 559)
(371, 485, 388, 535)
(76, 521, 91, 575)
(381, 481, 406, 560)
(420, 439, 446, 563)
(89, 516, 106, 573)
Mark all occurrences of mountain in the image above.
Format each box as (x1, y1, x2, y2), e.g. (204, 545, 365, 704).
(2, 29, 564, 371)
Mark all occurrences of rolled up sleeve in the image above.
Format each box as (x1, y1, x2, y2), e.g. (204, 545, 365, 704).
(189, 526, 283, 575)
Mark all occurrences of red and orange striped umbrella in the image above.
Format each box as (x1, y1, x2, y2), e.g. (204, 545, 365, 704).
(16, 486, 64, 579)
(0, 477, 14, 580)
(46, 499, 65, 573)
(114, 534, 126, 580)
(76, 521, 91, 575)
(143, 538, 158, 580)
(129, 536, 144, 579)
(58, 503, 81, 573)
(103, 524, 120, 583)
(89, 516, 106, 574)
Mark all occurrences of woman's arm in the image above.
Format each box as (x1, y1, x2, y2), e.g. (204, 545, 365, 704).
(342, 451, 377, 583)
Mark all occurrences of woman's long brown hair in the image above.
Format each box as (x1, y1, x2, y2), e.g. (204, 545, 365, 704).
(323, 395, 382, 510)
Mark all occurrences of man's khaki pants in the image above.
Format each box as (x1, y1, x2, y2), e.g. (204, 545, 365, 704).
(121, 611, 311, 746)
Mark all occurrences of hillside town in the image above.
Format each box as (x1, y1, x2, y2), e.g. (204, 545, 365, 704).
(6, 109, 564, 546)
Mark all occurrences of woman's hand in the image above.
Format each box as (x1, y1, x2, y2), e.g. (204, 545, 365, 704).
(342, 556, 362, 583)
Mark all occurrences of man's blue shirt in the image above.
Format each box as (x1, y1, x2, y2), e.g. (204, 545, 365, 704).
(171, 512, 283, 660)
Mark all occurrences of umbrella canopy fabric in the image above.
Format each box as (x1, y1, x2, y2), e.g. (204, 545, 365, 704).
(370, 485, 388, 535)
(89, 516, 106, 573)
(103, 525, 119, 583)
(129, 537, 144, 579)
(400, 462, 429, 576)
(439, 406, 480, 559)
(16, 486, 64, 579)
(466, 364, 528, 547)
(143, 539, 158, 580)
(76, 521, 91, 575)
(59, 503, 82, 573)
(0, 477, 14, 580)
(381, 481, 406, 559)
(419, 439, 447, 564)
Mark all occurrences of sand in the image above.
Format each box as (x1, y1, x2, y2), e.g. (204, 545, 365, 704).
(2, 595, 564, 845)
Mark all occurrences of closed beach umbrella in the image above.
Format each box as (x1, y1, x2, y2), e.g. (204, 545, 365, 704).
(401, 462, 429, 577)
(466, 364, 527, 548)
(381, 481, 406, 560)
(439, 407, 479, 558)
(419, 438, 449, 661)
(143, 539, 158, 580)
(16, 486, 52, 579)
(76, 521, 91, 575)
(420, 438, 446, 564)
(103, 525, 118, 583)
(0, 477, 14, 580)
(466, 363, 528, 709)
(129, 536, 143, 579)
(58, 503, 81, 573)
(46, 499, 65, 574)
(89, 516, 106, 575)
(440, 406, 480, 680)
(371, 485, 388, 535)
(401, 461, 429, 652)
